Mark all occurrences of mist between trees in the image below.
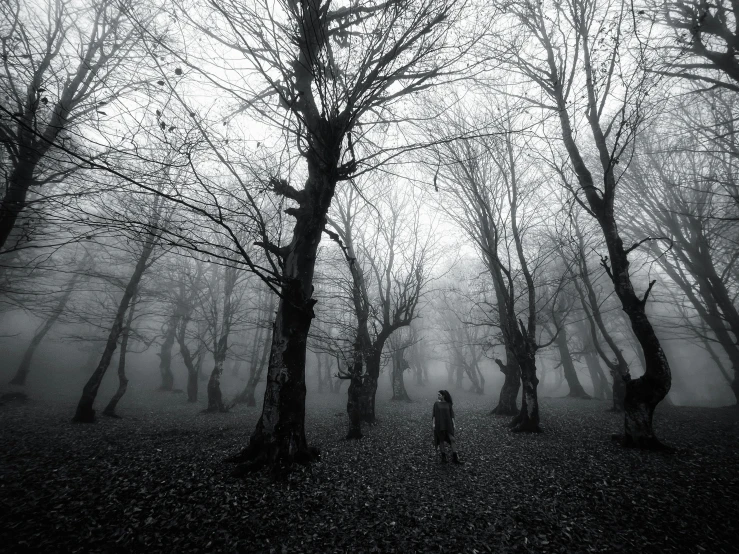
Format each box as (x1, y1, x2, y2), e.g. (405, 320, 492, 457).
(1, 0, 737, 472)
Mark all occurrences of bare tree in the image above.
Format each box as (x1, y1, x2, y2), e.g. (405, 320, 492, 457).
(152, 0, 481, 472)
(72, 194, 166, 423)
(499, 0, 672, 446)
(102, 293, 139, 417)
(427, 102, 561, 431)
(0, 0, 154, 252)
(325, 183, 431, 437)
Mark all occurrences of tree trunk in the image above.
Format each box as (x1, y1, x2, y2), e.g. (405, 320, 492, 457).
(103, 296, 137, 417)
(158, 314, 178, 391)
(0, 161, 36, 251)
(206, 359, 226, 412)
(584, 352, 610, 400)
(491, 353, 520, 415)
(553, 60, 671, 446)
(553, 319, 590, 399)
(73, 232, 157, 423)
(176, 315, 199, 403)
(345, 337, 364, 439)
(359, 366, 379, 424)
(10, 272, 78, 385)
(510, 353, 540, 432)
(391, 349, 410, 402)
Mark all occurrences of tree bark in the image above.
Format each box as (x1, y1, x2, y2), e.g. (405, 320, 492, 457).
(10, 272, 79, 385)
(390, 349, 411, 402)
(491, 354, 520, 415)
(509, 351, 540, 432)
(205, 265, 238, 413)
(103, 296, 137, 417)
(344, 336, 365, 439)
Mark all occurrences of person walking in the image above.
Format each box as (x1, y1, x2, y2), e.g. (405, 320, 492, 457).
(432, 390, 463, 464)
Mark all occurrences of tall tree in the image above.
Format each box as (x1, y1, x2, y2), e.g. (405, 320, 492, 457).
(500, 0, 672, 446)
(173, 0, 479, 471)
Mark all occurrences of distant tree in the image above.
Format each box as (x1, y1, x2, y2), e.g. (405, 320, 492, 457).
(624, 98, 739, 403)
(102, 294, 139, 417)
(72, 194, 166, 423)
(662, 0, 739, 92)
(9, 250, 90, 386)
(427, 102, 561, 431)
(325, 183, 432, 437)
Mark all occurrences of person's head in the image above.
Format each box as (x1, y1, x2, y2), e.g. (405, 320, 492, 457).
(438, 390, 453, 405)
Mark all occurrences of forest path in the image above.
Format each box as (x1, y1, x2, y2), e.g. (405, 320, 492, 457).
(0, 383, 737, 553)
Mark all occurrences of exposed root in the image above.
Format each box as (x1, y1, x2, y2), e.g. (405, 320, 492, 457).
(71, 406, 96, 424)
(510, 421, 542, 433)
(345, 428, 363, 440)
(226, 442, 321, 477)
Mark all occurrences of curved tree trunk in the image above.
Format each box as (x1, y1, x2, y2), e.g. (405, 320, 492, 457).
(491, 354, 520, 415)
(510, 352, 540, 433)
(390, 349, 410, 402)
(10, 272, 78, 386)
(73, 225, 158, 423)
(103, 296, 137, 417)
(552, 318, 590, 399)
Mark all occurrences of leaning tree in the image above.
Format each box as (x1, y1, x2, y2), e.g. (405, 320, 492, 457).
(497, 0, 673, 446)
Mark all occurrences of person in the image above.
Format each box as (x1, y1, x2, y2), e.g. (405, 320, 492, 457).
(432, 390, 463, 464)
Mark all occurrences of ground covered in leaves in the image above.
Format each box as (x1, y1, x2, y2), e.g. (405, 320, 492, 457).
(1, 384, 738, 553)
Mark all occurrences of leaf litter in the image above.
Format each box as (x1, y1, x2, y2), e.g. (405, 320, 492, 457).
(0, 388, 737, 553)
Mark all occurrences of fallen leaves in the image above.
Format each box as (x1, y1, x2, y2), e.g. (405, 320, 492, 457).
(0, 389, 737, 553)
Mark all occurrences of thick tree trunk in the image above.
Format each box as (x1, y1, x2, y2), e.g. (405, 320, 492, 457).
(73, 235, 156, 423)
(158, 314, 178, 391)
(10, 273, 78, 385)
(390, 350, 410, 402)
(553, 319, 590, 399)
(359, 370, 379, 424)
(510, 353, 540, 432)
(345, 338, 365, 439)
(206, 359, 227, 412)
(176, 316, 199, 403)
(103, 296, 137, 417)
(227, 277, 318, 472)
(491, 354, 520, 415)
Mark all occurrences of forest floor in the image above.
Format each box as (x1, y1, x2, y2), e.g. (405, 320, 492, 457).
(0, 383, 737, 554)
